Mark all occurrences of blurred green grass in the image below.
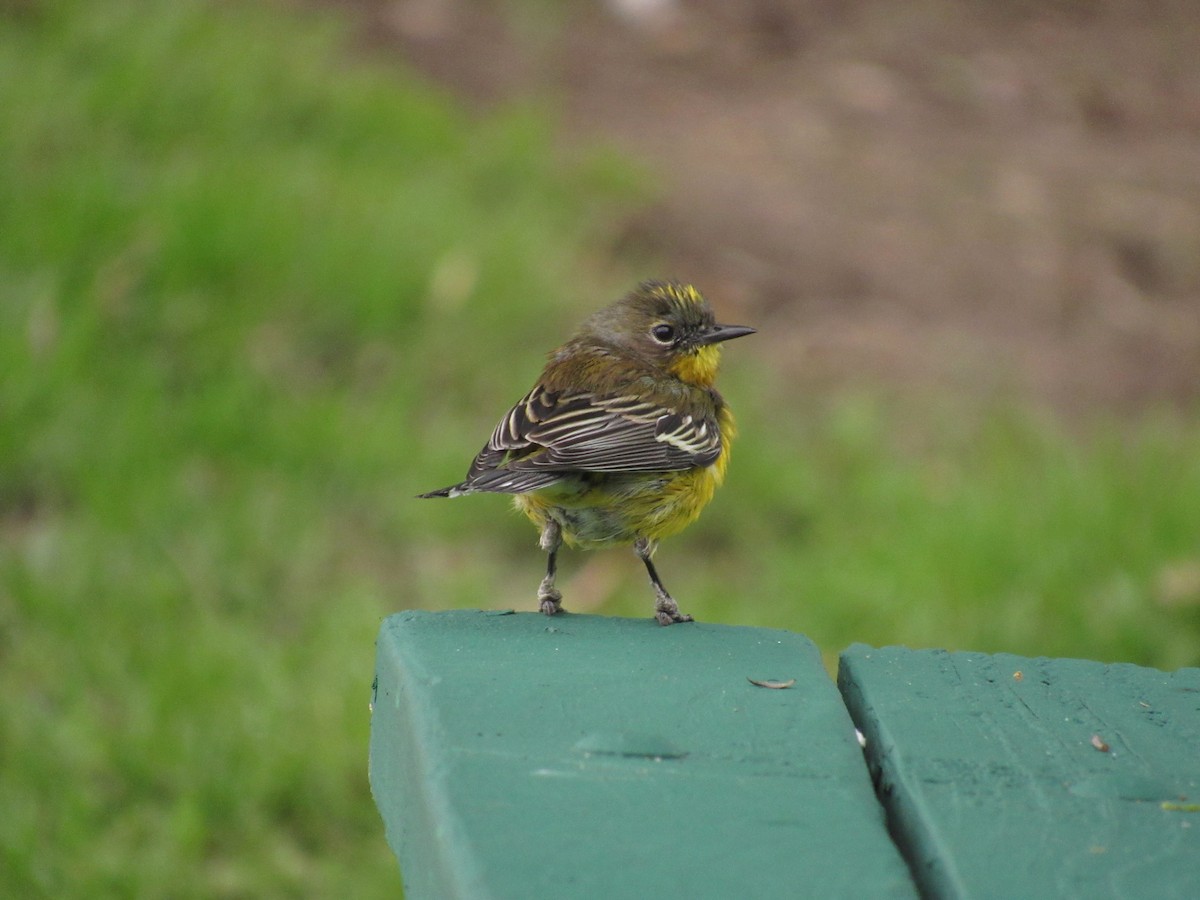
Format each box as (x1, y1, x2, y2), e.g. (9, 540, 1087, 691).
(2, 0, 1199, 896)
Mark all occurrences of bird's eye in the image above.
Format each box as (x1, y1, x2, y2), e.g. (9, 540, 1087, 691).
(651, 324, 676, 344)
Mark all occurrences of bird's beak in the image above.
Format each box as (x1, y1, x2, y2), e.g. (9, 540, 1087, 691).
(698, 323, 756, 346)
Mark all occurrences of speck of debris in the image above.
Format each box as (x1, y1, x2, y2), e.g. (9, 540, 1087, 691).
(747, 677, 796, 689)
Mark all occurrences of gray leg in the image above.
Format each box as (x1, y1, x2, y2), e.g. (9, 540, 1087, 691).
(634, 536, 693, 626)
(537, 518, 563, 616)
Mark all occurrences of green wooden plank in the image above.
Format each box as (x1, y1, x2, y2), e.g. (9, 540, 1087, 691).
(370, 610, 916, 899)
(838, 645, 1200, 899)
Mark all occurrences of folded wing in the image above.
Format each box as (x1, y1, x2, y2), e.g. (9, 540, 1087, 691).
(461, 385, 721, 494)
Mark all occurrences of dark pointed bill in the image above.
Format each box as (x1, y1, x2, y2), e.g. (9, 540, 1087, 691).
(698, 323, 756, 346)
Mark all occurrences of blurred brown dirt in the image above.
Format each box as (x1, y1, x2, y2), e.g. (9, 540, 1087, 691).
(320, 0, 1200, 410)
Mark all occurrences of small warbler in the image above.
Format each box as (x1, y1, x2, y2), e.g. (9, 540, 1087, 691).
(419, 280, 754, 625)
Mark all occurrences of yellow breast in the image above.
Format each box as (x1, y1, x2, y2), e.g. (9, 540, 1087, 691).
(641, 404, 734, 540)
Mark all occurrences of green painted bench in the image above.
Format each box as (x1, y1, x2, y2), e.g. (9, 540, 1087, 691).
(369, 610, 1200, 898)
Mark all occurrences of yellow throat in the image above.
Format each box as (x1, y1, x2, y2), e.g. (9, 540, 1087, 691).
(667, 344, 722, 387)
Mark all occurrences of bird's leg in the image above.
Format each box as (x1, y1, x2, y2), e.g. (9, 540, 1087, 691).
(634, 536, 693, 626)
(537, 518, 563, 616)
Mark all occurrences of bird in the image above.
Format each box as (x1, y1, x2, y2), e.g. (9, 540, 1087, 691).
(418, 279, 754, 625)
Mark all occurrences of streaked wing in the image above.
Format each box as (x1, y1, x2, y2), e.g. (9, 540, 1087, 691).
(462, 385, 721, 493)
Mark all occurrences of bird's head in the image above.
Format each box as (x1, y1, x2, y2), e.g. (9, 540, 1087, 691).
(580, 280, 755, 387)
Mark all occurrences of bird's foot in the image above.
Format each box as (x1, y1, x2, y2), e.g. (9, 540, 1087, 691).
(655, 610, 694, 626)
(654, 595, 694, 626)
(538, 584, 562, 617)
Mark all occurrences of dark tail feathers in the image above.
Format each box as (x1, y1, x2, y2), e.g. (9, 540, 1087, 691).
(416, 484, 460, 499)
